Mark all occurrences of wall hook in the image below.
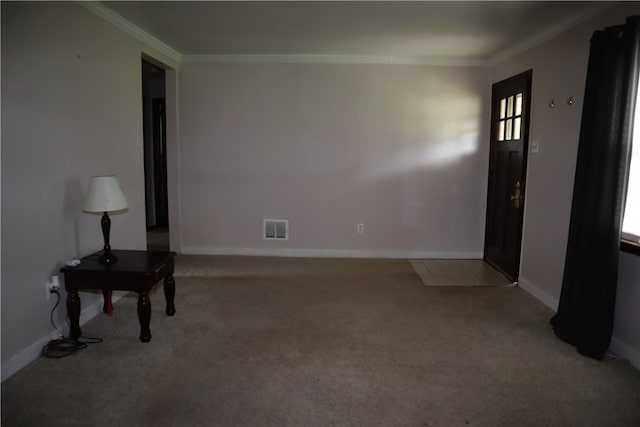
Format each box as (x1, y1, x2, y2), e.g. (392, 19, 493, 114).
(567, 96, 574, 106)
(549, 99, 555, 108)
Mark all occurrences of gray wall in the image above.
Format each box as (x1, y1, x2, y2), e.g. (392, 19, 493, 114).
(493, 2, 640, 366)
(177, 62, 491, 257)
(1, 2, 177, 379)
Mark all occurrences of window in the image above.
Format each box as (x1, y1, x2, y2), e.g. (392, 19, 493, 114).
(497, 93, 523, 141)
(621, 74, 640, 249)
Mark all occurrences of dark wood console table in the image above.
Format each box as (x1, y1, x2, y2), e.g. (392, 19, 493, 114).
(60, 249, 176, 342)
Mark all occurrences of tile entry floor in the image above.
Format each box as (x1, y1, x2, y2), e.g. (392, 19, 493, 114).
(409, 259, 512, 287)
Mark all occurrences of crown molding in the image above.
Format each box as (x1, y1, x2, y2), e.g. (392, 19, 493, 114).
(75, 2, 487, 67)
(180, 54, 491, 67)
(79, 0, 614, 68)
(490, 1, 616, 65)
(78, 1, 182, 63)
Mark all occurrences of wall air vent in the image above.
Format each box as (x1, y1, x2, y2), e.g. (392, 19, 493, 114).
(263, 219, 289, 241)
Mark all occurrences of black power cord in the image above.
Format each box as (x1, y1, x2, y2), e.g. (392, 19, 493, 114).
(42, 289, 103, 358)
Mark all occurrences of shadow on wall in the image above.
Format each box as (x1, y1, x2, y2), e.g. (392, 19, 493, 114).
(64, 177, 84, 258)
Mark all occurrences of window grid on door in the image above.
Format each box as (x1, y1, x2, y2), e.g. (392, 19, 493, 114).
(498, 93, 523, 141)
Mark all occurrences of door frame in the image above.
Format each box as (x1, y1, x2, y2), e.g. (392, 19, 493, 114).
(142, 59, 168, 231)
(141, 53, 178, 252)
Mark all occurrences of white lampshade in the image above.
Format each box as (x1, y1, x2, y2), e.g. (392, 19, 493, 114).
(83, 176, 128, 213)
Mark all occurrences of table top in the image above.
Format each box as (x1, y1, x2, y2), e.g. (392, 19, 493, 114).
(60, 249, 175, 274)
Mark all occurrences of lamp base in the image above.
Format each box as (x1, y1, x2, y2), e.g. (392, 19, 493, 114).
(98, 250, 118, 265)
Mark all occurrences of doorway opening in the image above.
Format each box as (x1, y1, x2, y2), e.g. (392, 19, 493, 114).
(142, 59, 169, 251)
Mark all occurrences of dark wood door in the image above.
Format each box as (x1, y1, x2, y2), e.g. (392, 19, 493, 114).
(484, 70, 532, 281)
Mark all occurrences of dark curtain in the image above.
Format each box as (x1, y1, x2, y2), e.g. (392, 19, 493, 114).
(550, 16, 640, 360)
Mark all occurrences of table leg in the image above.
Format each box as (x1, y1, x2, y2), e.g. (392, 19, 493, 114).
(164, 274, 176, 316)
(137, 292, 152, 342)
(102, 289, 113, 316)
(67, 289, 81, 340)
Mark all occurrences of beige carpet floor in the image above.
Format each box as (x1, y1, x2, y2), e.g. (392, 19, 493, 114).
(2, 256, 639, 426)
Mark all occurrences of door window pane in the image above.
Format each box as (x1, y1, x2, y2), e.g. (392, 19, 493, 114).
(513, 117, 522, 140)
(498, 120, 505, 141)
(497, 92, 525, 142)
(507, 96, 514, 117)
(515, 93, 523, 116)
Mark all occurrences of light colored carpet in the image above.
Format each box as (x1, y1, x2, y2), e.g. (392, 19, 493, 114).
(410, 259, 511, 287)
(2, 256, 639, 426)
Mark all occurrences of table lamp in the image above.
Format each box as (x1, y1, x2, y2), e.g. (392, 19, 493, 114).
(83, 176, 128, 265)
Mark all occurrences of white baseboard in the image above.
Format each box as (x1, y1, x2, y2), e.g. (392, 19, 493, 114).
(1, 334, 54, 383)
(517, 276, 559, 311)
(609, 337, 640, 370)
(181, 246, 483, 260)
(518, 276, 640, 370)
(1, 293, 123, 382)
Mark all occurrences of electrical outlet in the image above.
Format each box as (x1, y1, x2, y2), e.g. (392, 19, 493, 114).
(46, 275, 60, 300)
(357, 223, 364, 234)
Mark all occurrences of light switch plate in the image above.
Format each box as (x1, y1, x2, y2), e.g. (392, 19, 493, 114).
(531, 140, 540, 154)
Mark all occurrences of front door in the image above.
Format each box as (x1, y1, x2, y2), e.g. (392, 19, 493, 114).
(484, 70, 532, 281)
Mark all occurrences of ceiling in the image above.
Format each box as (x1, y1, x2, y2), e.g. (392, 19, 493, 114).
(97, 1, 615, 63)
